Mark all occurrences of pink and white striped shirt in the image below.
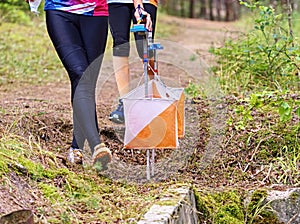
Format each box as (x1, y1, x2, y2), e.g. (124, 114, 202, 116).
(44, 0, 108, 16)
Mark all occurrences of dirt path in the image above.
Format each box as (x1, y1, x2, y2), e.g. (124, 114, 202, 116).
(160, 15, 238, 62)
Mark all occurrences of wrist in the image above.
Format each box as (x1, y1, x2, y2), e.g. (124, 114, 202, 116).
(135, 4, 144, 11)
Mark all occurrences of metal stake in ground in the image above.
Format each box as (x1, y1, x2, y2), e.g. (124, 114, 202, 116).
(130, 23, 164, 180)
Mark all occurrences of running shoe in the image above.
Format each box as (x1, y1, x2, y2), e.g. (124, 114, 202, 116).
(92, 143, 112, 171)
(109, 99, 125, 124)
(67, 147, 83, 164)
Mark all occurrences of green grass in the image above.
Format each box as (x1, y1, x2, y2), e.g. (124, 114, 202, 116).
(0, 19, 66, 85)
(0, 130, 174, 223)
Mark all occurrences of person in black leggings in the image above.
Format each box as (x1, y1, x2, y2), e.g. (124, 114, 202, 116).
(108, 3, 156, 59)
(107, 0, 157, 124)
(45, 9, 112, 170)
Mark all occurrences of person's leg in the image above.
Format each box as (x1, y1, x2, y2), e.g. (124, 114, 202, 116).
(112, 56, 130, 97)
(108, 3, 133, 124)
(46, 10, 88, 150)
(109, 3, 133, 97)
(72, 15, 108, 152)
(46, 10, 109, 157)
(133, 4, 157, 79)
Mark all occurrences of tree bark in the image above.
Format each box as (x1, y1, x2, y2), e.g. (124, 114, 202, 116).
(216, 0, 221, 21)
(189, 0, 195, 18)
(225, 0, 232, 21)
(209, 0, 214, 20)
(199, 0, 206, 18)
(180, 0, 185, 17)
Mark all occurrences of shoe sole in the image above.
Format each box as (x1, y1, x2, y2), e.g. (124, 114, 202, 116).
(93, 148, 112, 171)
(109, 116, 124, 124)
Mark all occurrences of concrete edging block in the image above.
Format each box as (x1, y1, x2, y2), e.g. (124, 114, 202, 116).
(137, 186, 198, 224)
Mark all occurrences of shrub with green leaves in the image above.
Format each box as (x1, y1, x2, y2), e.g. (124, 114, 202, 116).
(211, 1, 299, 93)
(0, 0, 43, 24)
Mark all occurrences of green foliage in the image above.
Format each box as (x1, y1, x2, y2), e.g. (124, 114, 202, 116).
(195, 188, 286, 223)
(231, 105, 253, 130)
(219, 2, 300, 185)
(38, 182, 62, 203)
(195, 189, 244, 224)
(245, 190, 283, 224)
(184, 81, 203, 98)
(231, 89, 299, 131)
(278, 101, 292, 122)
(226, 90, 300, 185)
(272, 145, 300, 185)
(244, 91, 299, 124)
(0, 159, 9, 177)
(210, 1, 299, 93)
(0, 0, 38, 24)
(0, 4, 30, 24)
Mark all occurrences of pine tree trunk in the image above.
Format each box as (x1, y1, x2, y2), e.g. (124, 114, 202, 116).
(216, 0, 221, 21)
(189, 0, 195, 18)
(209, 0, 214, 20)
(199, 0, 206, 18)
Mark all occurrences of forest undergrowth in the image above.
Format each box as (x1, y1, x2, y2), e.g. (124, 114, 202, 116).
(0, 1, 299, 223)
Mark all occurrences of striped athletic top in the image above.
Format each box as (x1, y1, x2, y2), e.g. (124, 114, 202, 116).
(44, 0, 108, 16)
(107, 0, 158, 7)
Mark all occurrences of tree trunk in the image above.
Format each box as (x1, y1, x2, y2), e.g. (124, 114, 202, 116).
(225, 0, 232, 21)
(216, 0, 221, 21)
(172, 0, 178, 16)
(233, 0, 240, 21)
(180, 0, 185, 17)
(189, 0, 195, 18)
(209, 0, 214, 20)
(199, 0, 206, 18)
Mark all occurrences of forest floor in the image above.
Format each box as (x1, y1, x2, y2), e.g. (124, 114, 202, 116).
(0, 14, 271, 222)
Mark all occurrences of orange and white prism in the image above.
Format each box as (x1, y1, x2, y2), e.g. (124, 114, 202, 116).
(122, 79, 185, 149)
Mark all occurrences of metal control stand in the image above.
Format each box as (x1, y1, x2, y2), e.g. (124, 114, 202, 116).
(130, 24, 163, 180)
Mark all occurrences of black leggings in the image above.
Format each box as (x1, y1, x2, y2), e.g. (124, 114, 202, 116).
(108, 3, 157, 58)
(46, 10, 108, 151)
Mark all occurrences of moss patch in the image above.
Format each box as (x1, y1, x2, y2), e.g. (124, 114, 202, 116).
(194, 189, 244, 223)
(194, 188, 285, 224)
